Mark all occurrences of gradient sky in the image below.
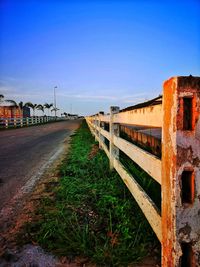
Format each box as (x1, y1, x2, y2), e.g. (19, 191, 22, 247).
(0, 0, 200, 116)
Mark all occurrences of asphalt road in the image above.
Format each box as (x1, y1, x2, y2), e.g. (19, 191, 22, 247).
(0, 119, 82, 210)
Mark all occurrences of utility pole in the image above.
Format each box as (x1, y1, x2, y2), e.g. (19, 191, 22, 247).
(54, 86, 57, 117)
(70, 103, 72, 114)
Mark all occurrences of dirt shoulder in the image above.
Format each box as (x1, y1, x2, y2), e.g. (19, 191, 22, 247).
(0, 136, 71, 264)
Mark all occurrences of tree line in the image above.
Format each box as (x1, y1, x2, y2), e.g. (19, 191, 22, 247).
(0, 94, 58, 116)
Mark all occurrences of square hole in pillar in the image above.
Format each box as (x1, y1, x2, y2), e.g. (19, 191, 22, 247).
(181, 170, 195, 205)
(183, 97, 193, 130)
(180, 243, 195, 267)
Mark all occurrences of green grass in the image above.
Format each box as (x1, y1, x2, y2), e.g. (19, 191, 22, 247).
(20, 121, 160, 266)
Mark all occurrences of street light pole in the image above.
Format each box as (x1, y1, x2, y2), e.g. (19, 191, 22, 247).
(54, 86, 57, 117)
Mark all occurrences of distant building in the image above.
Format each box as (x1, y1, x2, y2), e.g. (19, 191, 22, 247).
(0, 104, 30, 118)
(63, 113, 78, 119)
(61, 112, 79, 120)
(22, 106, 31, 117)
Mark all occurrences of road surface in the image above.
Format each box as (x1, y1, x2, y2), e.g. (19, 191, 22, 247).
(0, 119, 82, 211)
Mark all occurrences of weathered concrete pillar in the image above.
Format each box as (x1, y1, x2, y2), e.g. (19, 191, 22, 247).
(26, 117, 29, 126)
(109, 106, 120, 170)
(162, 76, 200, 267)
(20, 118, 23, 127)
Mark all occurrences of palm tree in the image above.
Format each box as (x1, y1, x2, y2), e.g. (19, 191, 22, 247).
(44, 103, 53, 116)
(37, 104, 44, 116)
(18, 101, 25, 109)
(6, 100, 31, 117)
(0, 94, 4, 103)
(5, 99, 19, 117)
(25, 102, 37, 116)
(19, 101, 32, 117)
(5, 99, 18, 106)
(51, 107, 60, 117)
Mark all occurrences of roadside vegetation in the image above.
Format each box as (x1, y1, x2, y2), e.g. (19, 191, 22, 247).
(19, 121, 160, 266)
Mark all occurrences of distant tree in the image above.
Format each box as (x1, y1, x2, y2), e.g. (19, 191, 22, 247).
(6, 100, 26, 108)
(51, 107, 60, 117)
(25, 102, 37, 116)
(18, 101, 26, 109)
(37, 104, 44, 116)
(0, 94, 4, 103)
(44, 103, 53, 116)
(19, 102, 31, 117)
(5, 99, 18, 107)
(5, 99, 19, 117)
(5, 100, 28, 110)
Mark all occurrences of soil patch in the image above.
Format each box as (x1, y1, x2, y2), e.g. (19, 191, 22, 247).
(88, 144, 99, 159)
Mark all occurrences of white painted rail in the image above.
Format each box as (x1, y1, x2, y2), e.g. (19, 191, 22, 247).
(113, 135, 161, 184)
(0, 116, 66, 129)
(113, 158, 162, 242)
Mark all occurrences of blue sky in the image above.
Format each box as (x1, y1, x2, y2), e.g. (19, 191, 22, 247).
(0, 0, 199, 115)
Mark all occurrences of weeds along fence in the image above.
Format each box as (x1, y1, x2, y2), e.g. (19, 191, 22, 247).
(85, 76, 200, 267)
(0, 116, 63, 129)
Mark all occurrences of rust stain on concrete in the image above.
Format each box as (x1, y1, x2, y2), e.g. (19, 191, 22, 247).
(162, 76, 200, 267)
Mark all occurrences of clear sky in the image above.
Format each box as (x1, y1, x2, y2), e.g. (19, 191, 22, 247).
(0, 0, 199, 116)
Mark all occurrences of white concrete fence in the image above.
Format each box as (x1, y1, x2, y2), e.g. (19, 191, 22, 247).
(85, 76, 200, 267)
(0, 116, 62, 129)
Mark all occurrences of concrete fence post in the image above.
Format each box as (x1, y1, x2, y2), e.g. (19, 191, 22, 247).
(94, 114, 98, 142)
(162, 76, 200, 267)
(5, 119, 8, 129)
(14, 118, 16, 127)
(97, 113, 101, 147)
(20, 118, 23, 127)
(99, 111, 105, 149)
(89, 117, 95, 137)
(26, 117, 29, 126)
(109, 106, 120, 170)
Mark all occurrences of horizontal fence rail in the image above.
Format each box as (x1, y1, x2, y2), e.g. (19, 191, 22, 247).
(86, 76, 200, 267)
(0, 116, 66, 129)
